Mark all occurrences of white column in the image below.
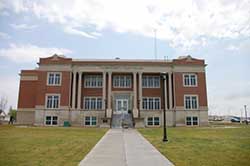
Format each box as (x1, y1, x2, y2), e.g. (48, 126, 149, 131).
(72, 71, 77, 109)
(168, 72, 173, 109)
(102, 72, 106, 110)
(133, 72, 138, 118)
(77, 72, 82, 109)
(138, 72, 143, 110)
(107, 72, 112, 118)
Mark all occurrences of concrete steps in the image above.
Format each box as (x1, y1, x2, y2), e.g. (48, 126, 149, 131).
(112, 113, 133, 128)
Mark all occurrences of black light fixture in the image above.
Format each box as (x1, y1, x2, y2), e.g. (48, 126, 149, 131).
(160, 72, 168, 142)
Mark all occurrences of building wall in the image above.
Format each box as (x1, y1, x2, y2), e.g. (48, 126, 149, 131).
(35, 71, 71, 107)
(17, 55, 208, 127)
(18, 80, 37, 108)
(16, 110, 35, 125)
(174, 72, 208, 107)
(142, 74, 164, 109)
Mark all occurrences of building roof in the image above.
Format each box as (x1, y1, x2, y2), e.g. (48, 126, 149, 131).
(37, 54, 205, 66)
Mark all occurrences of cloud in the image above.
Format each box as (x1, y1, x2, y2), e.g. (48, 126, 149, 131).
(0, 43, 72, 63)
(1, 0, 250, 49)
(0, 32, 11, 39)
(226, 45, 239, 51)
(63, 26, 100, 39)
(10, 23, 37, 30)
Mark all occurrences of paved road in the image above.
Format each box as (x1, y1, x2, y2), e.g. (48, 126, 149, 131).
(79, 129, 174, 166)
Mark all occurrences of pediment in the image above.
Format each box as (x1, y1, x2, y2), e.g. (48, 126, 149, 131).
(173, 55, 205, 65)
(38, 54, 72, 65)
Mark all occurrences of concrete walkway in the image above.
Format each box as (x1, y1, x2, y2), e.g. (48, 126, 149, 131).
(79, 129, 174, 166)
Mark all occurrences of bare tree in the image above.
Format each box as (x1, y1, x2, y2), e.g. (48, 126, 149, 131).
(0, 95, 8, 114)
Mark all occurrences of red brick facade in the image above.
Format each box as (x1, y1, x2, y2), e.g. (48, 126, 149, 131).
(17, 54, 208, 127)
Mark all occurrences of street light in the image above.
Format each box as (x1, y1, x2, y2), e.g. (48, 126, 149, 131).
(160, 72, 168, 142)
(244, 105, 248, 125)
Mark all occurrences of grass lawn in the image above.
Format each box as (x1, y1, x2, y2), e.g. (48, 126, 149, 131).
(138, 125, 250, 166)
(0, 125, 107, 166)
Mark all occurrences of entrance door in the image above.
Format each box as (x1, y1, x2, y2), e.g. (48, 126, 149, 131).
(115, 99, 128, 114)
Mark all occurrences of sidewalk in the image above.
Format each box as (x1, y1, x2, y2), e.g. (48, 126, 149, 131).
(79, 129, 174, 166)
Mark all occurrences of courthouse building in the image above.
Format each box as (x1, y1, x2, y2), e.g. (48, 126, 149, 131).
(17, 54, 208, 127)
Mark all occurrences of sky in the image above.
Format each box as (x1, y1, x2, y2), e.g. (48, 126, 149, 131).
(0, 0, 249, 116)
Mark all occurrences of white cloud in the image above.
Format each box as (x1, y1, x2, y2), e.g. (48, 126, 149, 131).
(226, 45, 239, 51)
(1, 0, 250, 49)
(0, 43, 72, 62)
(0, 32, 11, 39)
(64, 26, 99, 39)
(10, 23, 37, 30)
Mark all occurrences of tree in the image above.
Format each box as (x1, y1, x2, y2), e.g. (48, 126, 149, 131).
(8, 106, 17, 120)
(0, 95, 8, 114)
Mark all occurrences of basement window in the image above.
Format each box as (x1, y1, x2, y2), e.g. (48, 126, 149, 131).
(45, 116, 58, 125)
(85, 116, 97, 126)
(186, 116, 198, 126)
(147, 117, 160, 126)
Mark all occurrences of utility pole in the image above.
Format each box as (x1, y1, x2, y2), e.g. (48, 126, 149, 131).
(240, 109, 243, 123)
(244, 105, 248, 125)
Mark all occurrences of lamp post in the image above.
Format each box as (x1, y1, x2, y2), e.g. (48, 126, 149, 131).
(104, 99, 107, 117)
(160, 72, 168, 142)
(245, 105, 248, 125)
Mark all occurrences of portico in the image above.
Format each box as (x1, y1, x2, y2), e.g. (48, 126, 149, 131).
(70, 64, 174, 128)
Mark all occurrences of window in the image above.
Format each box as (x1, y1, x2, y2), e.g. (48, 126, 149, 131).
(113, 75, 131, 88)
(193, 117, 198, 125)
(84, 75, 102, 88)
(45, 116, 58, 125)
(47, 72, 61, 85)
(147, 117, 160, 126)
(142, 97, 161, 110)
(85, 116, 97, 126)
(142, 76, 160, 88)
(186, 116, 198, 126)
(183, 74, 197, 86)
(185, 95, 198, 109)
(46, 95, 60, 109)
(84, 97, 102, 110)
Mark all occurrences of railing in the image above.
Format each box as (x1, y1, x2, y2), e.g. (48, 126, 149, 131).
(110, 108, 114, 128)
(130, 109, 135, 128)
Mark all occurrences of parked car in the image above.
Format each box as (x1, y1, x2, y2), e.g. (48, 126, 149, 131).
(231, 117, 240, 123)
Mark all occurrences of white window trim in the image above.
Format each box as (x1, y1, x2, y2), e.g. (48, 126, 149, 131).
(84, 116, 97, 126)
(113, 75, 132, 88)
(183, 73, 198, 87)
(147, 116, 160, 126)
(184, 94, 199, 110)
(84, 75, 103, 88)
(44, 116, 59, 126)
(45, 93, 61, 109)
(47, 72, 62, 86)
(83, 96, 103, 110)
(185, 116, 199, 126)
(142, 97, 161, 110)
(142, 75, 160, 88)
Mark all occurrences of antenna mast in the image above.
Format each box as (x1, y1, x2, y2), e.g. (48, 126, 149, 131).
(154, 29, 157, 59)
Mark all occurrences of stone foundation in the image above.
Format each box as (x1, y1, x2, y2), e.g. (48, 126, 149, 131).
(16, 110, 35, 125)
(17, 109, 208, 127)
